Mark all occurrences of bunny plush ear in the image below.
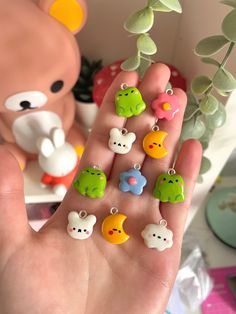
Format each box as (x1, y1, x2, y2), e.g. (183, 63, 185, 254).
(38, 0, 87, 34)
(37, 137, 55, 157)
(50, 127, 65, 148)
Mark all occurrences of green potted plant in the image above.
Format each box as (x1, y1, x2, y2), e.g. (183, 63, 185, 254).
(73, 56, 102, 129)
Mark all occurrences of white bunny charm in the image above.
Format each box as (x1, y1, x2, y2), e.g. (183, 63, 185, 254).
(108, 128, 136, 154)
(67, 210, 97, 240)
(37, 127, 79, 196)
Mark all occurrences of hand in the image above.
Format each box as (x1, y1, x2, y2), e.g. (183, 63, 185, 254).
(0, 64, 202, 314)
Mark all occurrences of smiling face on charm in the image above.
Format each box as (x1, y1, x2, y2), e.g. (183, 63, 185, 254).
(102, 213, 129, 244)
(143, 130, 168, 159)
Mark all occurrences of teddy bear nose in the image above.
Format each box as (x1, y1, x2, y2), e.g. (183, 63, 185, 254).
(20, 100, 31, 109)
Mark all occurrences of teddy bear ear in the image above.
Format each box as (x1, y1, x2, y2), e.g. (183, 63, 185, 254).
(68, 211, 80, 222)
(38, 0, 87, 34)
(126, 132, 136, 143)
(110, 128, 120, 137)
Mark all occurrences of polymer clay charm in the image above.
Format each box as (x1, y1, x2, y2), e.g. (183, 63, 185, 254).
(141, 219, 173, 252)
(115, 83, 146, 118)
(102, 207, 129, 244)
(109, 128, 136, 154)
(143, 124, 168, 159)
(67, 210, 97, 240)
(74, 166, 107, 198)
(151, 89, 180, 121)
(153, 169, 185, 203)
(119, 164, 147, 195)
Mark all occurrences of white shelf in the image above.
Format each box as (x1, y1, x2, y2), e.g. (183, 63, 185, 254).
(24, 161, 63, 204)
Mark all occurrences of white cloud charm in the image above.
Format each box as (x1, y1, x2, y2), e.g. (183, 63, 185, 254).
(141, 220, 173, 252)
(108, 128, 136, 154)
(67, 211, 97, 240)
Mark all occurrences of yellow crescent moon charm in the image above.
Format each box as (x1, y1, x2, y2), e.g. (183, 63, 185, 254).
(143, 129, 168, 159)
(102, 208, 130, 244)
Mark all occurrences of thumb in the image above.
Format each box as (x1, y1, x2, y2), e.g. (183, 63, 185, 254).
(0, 146, 29, 250)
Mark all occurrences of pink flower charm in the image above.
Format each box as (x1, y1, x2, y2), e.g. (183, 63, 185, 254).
(151, 92, 180, 121)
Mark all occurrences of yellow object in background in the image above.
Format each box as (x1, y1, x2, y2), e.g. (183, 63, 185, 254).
(102, 211, 129, 245)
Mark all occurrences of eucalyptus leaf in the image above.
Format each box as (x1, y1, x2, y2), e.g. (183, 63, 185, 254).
(205, 102, 226, 129)
(124, 7, 154, 34)
(159, 0, 182, 13)
(181, 116, 206, 140)
(184, 93, 199, 121)
(222, 9, 236, 42)
(200, 156, 212, 174)
(221, 0, 236, 8)
(201, 57, 220, 67)
(137, 34, 157, 55)
(149, 0, 172, 12)
(199, 95, 219, 115)
(201, 141, 209, 150)
(121, 55, 141, 71)
(137, 57, 152, 78)
(199, 128, 214, 143)
(197, 175, 204, 184)
(195, 35, 229, 57)
(191, 76, 212, 95)
(213, 68, 236, 92)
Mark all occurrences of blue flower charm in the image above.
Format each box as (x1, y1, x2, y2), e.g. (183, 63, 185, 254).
(119, 168, 147, 196)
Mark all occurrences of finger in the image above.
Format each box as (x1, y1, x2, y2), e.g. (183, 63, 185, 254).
(142, 88, 187, 188)
(110, 63, 171, 180)
(160, 140, 202, 244)
(78, 71, 139, 177)
(0, 146, 30, 250)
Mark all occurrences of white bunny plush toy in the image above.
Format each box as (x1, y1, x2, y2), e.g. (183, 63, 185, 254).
(37, 127, 79, 196)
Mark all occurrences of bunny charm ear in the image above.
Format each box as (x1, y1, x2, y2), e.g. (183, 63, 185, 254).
(38, 0, 87, 34)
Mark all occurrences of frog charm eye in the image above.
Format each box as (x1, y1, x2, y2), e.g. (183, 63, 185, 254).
(115, 84, 146, 118)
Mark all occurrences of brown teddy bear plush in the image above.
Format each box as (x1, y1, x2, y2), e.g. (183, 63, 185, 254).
(0, 0, 87, 170)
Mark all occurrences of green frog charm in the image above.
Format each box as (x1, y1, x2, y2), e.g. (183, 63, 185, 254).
(115, 84, 146, 118)
(74, 166, 107, 198)
(153, 170, 185, 203)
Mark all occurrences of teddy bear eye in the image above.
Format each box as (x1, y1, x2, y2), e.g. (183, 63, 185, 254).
(97, 173, 101, 176)
(86, 170, 90, 173)
(123, 144, 126, 147)
(50, 80, 64, 93)
(164, 238, 166, 241)
(153, 234, 156, 237)
(119, 94, 122, 96)
(176, 179, 179, 182)
(131, 90, 134, 93)
(73, 227, 76, 230)
(163, 178, 166, 181)
(84, 229, 87, 232)
(113, 142, 116, 145)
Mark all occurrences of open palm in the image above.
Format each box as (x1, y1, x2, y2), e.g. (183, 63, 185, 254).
(0, 64, 202, 314)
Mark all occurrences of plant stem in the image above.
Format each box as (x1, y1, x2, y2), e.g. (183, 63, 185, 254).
(184, 108, 201, 121)
(205, 42, 235, 96)
(221, 42, 235, 69)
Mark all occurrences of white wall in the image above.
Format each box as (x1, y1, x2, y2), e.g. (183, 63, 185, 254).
(77, 0, 182, 65)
